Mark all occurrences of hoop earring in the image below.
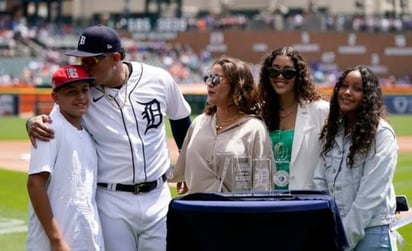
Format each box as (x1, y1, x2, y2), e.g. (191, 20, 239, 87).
(233, 95, 241, 106)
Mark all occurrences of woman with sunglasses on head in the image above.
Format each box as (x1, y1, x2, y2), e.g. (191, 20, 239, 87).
(257, 46, 329, 190)
(313, 65, 399, 250)
(171, 56, 274, 194)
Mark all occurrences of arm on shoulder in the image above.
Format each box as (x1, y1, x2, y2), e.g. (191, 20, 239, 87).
(26, 114, 55, 148)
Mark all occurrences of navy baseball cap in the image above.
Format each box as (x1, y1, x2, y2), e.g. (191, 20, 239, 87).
(65, 24, 121, 57)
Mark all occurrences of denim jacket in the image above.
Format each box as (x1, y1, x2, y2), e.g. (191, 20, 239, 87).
(313, 119, 398, 249)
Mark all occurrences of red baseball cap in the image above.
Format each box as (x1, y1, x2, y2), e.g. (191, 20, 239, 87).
(52, 65, 94, 90)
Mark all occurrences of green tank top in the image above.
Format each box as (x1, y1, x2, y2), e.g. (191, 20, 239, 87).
(270, 129, 294, 190)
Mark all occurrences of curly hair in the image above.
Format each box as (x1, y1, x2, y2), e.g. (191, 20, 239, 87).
(320, 65, 386, 167)
(204, 56, 260, 116)
(258, 46, 322, 130)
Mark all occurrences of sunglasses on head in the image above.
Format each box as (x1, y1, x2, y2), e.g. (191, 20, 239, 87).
(267, 67, 297, 80)
(80, 53, 109, 67)
(203, 74, 225, 87)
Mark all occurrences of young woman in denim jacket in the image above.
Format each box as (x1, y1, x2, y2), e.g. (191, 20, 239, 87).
(313, 65, 398, 250)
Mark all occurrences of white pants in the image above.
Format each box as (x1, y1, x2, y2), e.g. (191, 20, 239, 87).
(96, 182, 171, 251)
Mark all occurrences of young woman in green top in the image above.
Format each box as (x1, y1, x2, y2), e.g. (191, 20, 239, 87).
(257, 46, 329, 190)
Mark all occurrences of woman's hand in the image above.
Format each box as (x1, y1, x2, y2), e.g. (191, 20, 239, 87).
(26, 115, 54, 148)
(176, 181, 188, 195)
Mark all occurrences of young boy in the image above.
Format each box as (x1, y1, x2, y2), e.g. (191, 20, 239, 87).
(26, 65, 104, 251)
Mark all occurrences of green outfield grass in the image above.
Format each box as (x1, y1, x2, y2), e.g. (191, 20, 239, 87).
(0, 117, 29, 140)
(0, 115, 411, 250)
(0, 114, 411, 140)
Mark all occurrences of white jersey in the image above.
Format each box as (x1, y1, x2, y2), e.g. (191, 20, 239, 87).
(84, 62, 191, 184)
(27, 109, 104, 251)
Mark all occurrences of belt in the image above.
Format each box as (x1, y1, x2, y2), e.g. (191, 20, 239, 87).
(98, 174, 167, 194)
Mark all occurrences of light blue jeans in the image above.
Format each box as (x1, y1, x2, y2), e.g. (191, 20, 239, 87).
(354, 225, 396, 251)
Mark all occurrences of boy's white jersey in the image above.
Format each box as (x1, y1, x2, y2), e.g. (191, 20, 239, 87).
(27, 110, 103, 251)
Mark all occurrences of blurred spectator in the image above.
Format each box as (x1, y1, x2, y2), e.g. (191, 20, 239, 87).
(1, 9, 412, 88)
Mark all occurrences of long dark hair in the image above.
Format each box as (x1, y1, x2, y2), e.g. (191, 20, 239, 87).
(320, 65, 385, 166)
(258, 46, 322, 130)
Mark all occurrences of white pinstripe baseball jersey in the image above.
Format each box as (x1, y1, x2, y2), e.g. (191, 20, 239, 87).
(84, 61, 191, 184)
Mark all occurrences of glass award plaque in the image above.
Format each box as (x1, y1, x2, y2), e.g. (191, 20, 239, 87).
(214, 152, 234, 192)
(252, 158, 272, 193)
(232, 155, 252, 194)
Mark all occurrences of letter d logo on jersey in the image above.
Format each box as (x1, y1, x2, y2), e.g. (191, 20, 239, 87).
(138, 99, 163, 134)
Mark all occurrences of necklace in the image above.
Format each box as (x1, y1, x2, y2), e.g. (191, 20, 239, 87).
(103, 68, 129, 109)
(216, 113, 240, 131)
(279, 109, 294, 118)
(280, 103, 296, 111)
(279, 103, 297, 118)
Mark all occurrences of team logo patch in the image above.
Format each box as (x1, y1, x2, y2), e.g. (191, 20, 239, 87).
(79, 35, 86, 45)
(138, 99, 162, 134)
(66, 67, 80, 79)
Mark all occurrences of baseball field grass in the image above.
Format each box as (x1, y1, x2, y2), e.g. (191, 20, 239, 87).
(0, 115, 411, 250)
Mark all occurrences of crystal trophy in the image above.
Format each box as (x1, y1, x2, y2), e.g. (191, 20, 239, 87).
(232, 155, 252, 194)
(214, 152, 234, 192)
(252, 158, 273, 193)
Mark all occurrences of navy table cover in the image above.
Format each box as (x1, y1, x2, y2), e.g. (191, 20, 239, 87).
(167, 191, 348, 251)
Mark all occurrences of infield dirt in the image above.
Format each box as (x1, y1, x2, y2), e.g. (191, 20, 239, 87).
(1, 137, 412, 173)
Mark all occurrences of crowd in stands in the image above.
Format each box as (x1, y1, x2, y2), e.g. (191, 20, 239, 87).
(186, 9, 412, 33)
(0, 16, 216, 87)
(1, 10, 412, 88)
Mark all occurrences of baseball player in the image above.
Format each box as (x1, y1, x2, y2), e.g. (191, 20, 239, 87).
(27, 25, 192, 251)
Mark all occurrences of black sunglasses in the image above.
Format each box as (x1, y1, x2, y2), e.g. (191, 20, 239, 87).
(203, 74, 225, 86)
(267, 67, 297, 80)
